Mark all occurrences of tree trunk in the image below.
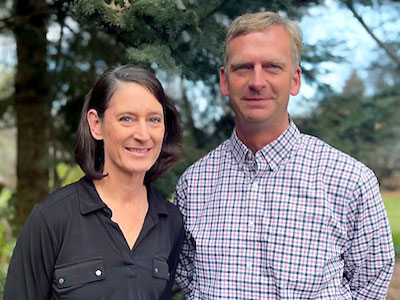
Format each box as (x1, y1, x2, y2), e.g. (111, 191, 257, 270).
(13, 0, 50, 231)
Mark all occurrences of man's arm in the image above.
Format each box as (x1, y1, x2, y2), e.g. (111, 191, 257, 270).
(174, 175, 197, 297)
(344, 168, 395, 299)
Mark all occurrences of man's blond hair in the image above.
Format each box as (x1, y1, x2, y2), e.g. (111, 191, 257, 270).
(223, 12, 303, 68)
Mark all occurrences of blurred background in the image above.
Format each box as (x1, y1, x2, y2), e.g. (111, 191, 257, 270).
(0, 0, 399, 298)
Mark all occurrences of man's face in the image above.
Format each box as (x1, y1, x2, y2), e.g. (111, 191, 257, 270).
(220, 25, 301, 136)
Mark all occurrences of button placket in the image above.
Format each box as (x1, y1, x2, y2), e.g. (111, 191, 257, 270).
(248, 220, 255, 228)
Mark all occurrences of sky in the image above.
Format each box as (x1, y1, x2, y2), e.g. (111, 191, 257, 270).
(288, 0, 400, 115)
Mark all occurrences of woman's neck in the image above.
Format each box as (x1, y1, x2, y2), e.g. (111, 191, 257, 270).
(93, 170, 147, 207)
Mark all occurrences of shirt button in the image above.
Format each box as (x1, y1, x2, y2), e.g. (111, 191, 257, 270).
(245, 152, 253, 161)
(246, 262, 252, 268)
(155, 267, 159, 273)
(95, 269, 102, 276)
(249, 220, 255, 228)
(58, 278, 65, 284)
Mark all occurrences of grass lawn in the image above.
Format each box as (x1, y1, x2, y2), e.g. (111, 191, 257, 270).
(383, 191, 400, 256)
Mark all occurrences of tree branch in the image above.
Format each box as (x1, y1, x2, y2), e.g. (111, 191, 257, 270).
(0, 16, 14, 33)
(343, 0, 400, 69)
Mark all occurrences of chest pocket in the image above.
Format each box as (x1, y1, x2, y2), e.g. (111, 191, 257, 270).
(53, 257, 105, 288)
(152, 257, 169, 280)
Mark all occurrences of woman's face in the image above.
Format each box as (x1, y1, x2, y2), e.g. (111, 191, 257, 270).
(88, 82, 165, 178)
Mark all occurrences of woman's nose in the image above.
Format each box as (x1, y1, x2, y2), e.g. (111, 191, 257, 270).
(132, 121, 150, 141)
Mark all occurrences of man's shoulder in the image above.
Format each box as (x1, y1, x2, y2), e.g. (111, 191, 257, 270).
(299, 133, 374, 177)
(181, 139, 231, 179)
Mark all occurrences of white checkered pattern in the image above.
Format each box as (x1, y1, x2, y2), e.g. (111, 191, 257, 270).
(175, 121, 394, 299)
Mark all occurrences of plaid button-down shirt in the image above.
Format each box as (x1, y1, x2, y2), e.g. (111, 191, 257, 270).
(174, 121, 394, 299)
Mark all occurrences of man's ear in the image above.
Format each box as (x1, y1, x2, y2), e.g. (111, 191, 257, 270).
(290, 66, 301, 96)
(219, 66, 230, 97)
(87, 109, 103, 140)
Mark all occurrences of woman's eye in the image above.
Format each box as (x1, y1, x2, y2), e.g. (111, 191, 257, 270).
(149, 117, 162, 124)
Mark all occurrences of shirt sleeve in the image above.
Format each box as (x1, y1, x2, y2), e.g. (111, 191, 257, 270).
(159, 222, 185, 300)
(344, 168, 395, 299)
(4, 204, 58, 300)
(173, 175, 197, 297)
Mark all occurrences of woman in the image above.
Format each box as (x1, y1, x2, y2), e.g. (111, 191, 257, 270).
(4, 65, 184, 300)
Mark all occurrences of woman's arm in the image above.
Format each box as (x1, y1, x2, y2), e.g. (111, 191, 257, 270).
(159, 221, 185, 300)
(4, 205, 57, 300)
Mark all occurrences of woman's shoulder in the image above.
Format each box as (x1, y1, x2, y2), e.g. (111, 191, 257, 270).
(148, 186, 183, 224)
(31, 178, 90, 231)
(38, 179, 82, 212)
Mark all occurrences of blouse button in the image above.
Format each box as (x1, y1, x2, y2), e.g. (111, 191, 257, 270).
(95, 269, 102, 276)
(58, 278, 65, 284)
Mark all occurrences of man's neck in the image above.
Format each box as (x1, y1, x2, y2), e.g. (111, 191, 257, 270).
(235, 118, 290, 153)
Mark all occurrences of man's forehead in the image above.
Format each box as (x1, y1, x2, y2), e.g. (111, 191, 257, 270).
(229, 25, 287, 44)
(226, 28, 292, 65)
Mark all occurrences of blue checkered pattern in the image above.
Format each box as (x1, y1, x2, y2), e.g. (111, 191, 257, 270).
(174, 121, 394, 299)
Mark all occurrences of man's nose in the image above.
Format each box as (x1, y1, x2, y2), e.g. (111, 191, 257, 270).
(248, 66, 266, 91)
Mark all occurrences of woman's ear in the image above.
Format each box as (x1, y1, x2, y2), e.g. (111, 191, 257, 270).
(87, 109, 103, 140)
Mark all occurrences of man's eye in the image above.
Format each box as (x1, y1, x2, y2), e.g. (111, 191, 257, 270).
(267, 64, 280, 70)
(120, 116, 132, 123)
(236, 65, 251, 71)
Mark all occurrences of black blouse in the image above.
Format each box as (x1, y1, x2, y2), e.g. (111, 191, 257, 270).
(4, 177, 184, 300)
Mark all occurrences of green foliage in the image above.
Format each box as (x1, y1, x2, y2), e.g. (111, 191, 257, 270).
(127, 44, 178, 71)
(0, 187, 16, 298)
(75, 0, 325, 81)
(0, 70, 14, 126)
(381, 177, 400, 191)
(153, 136, 210, 198)
(56, 163, 84, 187)
(75, 0, 193, 69)
(296, 74, 400, 180)
(383, 192, 400, 257)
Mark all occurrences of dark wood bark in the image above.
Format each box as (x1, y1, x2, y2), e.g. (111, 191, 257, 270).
(13, 0, 50, 230)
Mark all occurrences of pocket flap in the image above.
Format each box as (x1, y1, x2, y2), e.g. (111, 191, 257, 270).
(152, 257, 169, 280)
(54, 257, 105, 288)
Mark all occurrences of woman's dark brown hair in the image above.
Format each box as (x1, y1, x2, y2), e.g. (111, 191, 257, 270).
(74, 65, 181, 184)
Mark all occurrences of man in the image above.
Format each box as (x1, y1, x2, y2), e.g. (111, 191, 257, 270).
(174, 11, 394, 299)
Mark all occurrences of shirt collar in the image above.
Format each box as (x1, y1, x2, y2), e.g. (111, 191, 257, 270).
(78, 176, 169, 218)
(229, 120, 301, 171)
(147, 186, 169, 222)
(78, 176, 106, 215)
(230, 130, 251, 168)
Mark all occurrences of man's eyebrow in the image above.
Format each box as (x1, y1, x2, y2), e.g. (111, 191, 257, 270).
(263, 60, 287, 68)
(230, 59, 287, 67)
(230, 62, 254, 69)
